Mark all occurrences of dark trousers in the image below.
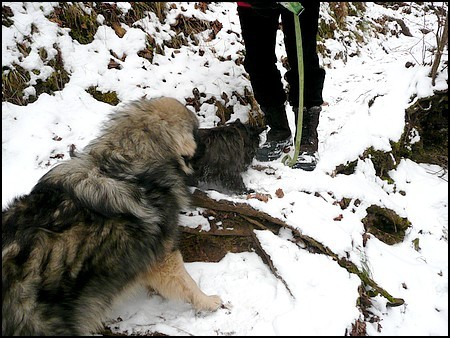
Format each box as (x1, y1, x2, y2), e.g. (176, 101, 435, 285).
(237, 3, 325, 110)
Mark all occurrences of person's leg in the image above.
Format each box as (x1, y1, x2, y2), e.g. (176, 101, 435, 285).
(238, 6, 291, 144)
(282, 3, 325, 110)
(281, 3, 325, 170)
(238, 6, 284, 108)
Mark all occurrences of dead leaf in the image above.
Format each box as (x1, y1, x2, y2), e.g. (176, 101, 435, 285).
(246, 193, 272, 203)
(275, 188, 284, 198)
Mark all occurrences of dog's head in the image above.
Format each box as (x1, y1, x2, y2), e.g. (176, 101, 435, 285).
(86, 97, 199, 176)
(146, 97, 199, 175)
(188, 118, 265, 193)
(229, 119, 265, 164)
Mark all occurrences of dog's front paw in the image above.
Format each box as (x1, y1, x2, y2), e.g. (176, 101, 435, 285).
(194, 294, 223, 312)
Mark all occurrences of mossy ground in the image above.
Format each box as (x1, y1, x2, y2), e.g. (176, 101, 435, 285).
(362, 205, 411, 245)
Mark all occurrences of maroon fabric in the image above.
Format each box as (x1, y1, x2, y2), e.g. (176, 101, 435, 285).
(237, 2, 251, 7)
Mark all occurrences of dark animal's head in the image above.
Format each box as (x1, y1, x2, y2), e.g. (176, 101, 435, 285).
(188, 119, 265, 194)
(229, 119, 265, 164)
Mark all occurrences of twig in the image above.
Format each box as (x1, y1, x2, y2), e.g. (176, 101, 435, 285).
(247, 226, 295, 299)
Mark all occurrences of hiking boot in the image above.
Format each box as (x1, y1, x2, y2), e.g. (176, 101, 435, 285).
(292, 106, 321, 170)
(256, 105, 293, 162)
(261, 105, 292, 142)
(256, 137, 292, 162)
(292, 151, 318, 171)
(293, 105, 321, 152)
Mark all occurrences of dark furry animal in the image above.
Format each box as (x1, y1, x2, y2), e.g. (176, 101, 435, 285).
(2, 97, 222, 336)
(189, 119, 264, 194)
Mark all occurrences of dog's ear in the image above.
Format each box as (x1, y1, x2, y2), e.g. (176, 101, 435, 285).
(246, 122, 265, 134)
(248, 124, 266, 138)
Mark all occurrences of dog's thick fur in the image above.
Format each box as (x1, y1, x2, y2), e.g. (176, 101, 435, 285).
(189, 119, 264, 194)
(2, 97, 222, 336)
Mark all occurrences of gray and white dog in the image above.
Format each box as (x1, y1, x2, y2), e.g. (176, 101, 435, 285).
(2, 97, 222, 336)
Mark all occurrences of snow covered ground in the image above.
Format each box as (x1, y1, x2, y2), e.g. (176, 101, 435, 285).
(2, 2, 448, 336)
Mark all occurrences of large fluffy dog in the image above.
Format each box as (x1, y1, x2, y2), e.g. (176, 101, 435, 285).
(190, 119, 264, 194)
(2, 97, 222, 336)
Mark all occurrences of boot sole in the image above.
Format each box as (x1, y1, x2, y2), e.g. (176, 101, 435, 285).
(256, 145, 291, 162)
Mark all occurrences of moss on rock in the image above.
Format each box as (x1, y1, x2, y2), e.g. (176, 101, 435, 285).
(362, 205, 411, 245)
(86, 86, 119, 105)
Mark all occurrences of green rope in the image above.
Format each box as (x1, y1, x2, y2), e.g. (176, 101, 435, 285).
(279, 3, 304, 167)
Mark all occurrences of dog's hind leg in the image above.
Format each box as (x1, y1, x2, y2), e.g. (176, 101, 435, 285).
(143, 250, 222, 312)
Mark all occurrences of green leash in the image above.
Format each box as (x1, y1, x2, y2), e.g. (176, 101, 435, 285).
(278, 2, 304, 167)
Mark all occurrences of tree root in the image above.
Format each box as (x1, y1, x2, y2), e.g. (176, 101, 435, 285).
(190, 189, 405, 307)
